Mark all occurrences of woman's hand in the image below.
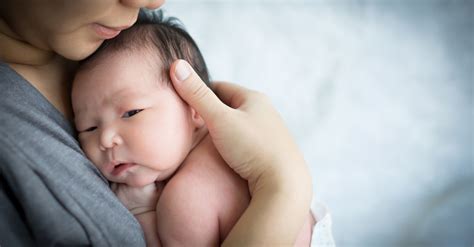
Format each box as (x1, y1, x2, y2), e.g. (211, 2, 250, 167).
(110, 182, 163, 216)
(169, 60, 313, 245)
(170, 60, 311, 194)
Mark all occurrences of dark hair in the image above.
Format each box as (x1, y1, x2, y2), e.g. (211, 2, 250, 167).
(79, 9, 210, 86)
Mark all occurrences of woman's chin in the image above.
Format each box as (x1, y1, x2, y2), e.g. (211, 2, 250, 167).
(54, 39, 103, 61)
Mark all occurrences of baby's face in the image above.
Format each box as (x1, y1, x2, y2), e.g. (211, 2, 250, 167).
(72, 51, 197, 187)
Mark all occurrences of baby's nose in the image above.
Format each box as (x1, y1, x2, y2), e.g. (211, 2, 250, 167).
(99, 128, 123, 151)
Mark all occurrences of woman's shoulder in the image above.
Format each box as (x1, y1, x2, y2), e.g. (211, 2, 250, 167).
(0, 61, 74, 138)
(0, 60, 145, 244)
(0, 61, 49, 113)
(0, 61, 16, 78)
(0, 62, 27, 91)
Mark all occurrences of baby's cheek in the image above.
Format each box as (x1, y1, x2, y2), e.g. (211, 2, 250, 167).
(137, 133, 182, 169)
(82, 140, 101, 168)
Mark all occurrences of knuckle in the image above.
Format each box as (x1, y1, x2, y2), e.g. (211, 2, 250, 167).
(190, 80, 210, 102)
(249, 89, 264, 98)
(252, 90, 272, 104)
(257, 91, 269, 99)
(219, 108, 234, 123)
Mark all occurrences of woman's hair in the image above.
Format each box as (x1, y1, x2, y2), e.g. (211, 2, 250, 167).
(79, 9, 211, 86)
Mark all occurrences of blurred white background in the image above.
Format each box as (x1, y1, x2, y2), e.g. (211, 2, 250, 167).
(162, 0, 473, 245)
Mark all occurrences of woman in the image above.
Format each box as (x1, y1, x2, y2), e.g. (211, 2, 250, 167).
(0, 0, 313, 245)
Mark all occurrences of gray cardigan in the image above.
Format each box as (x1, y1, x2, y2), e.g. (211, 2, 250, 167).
(0, 62, 145, 246)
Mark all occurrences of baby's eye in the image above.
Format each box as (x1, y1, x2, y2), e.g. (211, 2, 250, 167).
(83, 126, 97, 132)
(122, 109, 143, 118)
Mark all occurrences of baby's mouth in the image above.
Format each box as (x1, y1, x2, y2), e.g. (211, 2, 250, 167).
(111, 162, 137, 176)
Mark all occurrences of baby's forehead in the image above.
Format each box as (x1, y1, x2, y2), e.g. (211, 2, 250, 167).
(115, 46, 170, 84)
(83, 47, 168, 84)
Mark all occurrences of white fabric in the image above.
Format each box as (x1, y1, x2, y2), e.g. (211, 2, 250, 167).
(311, 200, 335, 246)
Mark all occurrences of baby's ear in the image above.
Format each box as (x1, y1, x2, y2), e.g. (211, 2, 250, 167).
(189, 107, 205, 128)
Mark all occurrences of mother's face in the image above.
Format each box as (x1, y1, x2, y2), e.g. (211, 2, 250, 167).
(0, 0, 165, 60)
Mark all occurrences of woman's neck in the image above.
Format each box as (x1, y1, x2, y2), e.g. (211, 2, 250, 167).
(0, 18, 77, 122)
(0, 18, 54, 66)
(10, 58, 77, 121)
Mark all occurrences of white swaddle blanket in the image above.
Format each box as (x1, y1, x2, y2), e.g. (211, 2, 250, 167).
(311, 200, 335, 246)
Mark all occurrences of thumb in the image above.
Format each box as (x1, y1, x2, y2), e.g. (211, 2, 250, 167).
(170, 59, 227, 121)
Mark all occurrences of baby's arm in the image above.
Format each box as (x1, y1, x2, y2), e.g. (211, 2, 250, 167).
(135, 211, 160, 247)
(111, 182, 163, 246)
(156, 172, 220, 246)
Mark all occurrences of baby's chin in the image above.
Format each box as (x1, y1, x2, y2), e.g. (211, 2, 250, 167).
(108, 174, 158, 188)
(126, 176, 157, 188)
(107, 166, 178, 187)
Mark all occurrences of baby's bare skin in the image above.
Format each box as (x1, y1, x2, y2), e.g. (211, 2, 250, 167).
(156, 133, 250, 245)
(114, 132, 313, 246)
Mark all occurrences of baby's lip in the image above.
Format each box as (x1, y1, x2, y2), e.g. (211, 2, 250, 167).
(105, 160, 125, 172)
(104, 160, 137, 176)
(111, 162, 137, 176)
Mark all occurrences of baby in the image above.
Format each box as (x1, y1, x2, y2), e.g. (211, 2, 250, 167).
(72, 12, 312, 246)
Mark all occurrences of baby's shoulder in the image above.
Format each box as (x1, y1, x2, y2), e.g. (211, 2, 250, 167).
(162, 134, 248, 207)
(156, 135, 250, 243)
(173, 135, 248, 190)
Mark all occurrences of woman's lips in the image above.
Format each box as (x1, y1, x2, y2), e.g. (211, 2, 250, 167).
(111, 162, 137, 176)
(92, 23, 128, 39)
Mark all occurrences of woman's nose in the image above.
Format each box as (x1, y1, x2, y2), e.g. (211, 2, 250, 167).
(99, 127, 124, 151)
(120, 0, 165, 9)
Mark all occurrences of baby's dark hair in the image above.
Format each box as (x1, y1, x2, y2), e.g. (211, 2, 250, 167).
(79, 9, 210, 86)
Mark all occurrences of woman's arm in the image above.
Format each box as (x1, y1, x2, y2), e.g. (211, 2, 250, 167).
(170, 60, 313, 245)
(223, 171, 312, 246)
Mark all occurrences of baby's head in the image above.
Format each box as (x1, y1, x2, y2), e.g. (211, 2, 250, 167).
(72, 11, 209, 187)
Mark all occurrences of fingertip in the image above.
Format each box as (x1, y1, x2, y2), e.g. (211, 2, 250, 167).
(170, 59, 191, 83)
(169, 59, 228, 122)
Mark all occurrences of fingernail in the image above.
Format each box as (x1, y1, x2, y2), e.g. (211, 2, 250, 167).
(175, 60, 191, 81)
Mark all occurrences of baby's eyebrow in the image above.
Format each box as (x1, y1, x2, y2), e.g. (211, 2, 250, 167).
(73, 111, 90, 126)
(111, 88, 130, 98)
(72, 102, 100, 127)
(73, 106, 88, 121)
(109, 89, 153, 109)
(109, 88, 143, 102)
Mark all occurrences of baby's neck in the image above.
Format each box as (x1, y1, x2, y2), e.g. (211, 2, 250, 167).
(157, 128, 210, 184)
(190, 126, 209, 153)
